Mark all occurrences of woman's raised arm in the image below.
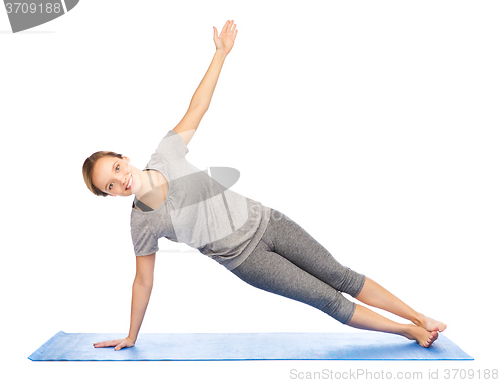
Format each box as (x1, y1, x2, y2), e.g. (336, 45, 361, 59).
(173, 20, 238, 146)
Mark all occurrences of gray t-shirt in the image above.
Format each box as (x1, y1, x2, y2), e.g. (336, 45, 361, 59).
(130, 129, 271, 271)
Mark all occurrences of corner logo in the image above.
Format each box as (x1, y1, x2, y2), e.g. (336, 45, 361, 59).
(3, 0, 79, 33)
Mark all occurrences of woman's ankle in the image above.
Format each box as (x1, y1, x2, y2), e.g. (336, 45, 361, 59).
(410, 312, 425, 327)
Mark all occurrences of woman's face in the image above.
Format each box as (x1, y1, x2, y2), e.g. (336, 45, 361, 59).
(92, 155, 142, 197)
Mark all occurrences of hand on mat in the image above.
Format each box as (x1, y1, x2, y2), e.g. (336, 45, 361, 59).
(213, 20, 238, 56)
(93, 336, 135, 351)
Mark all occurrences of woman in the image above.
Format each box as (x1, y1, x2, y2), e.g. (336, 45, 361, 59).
(85, 20, 446, 351)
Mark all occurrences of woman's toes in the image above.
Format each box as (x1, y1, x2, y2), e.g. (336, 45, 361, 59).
(406, 324, 441, 348)
(428, 331, 438, 346)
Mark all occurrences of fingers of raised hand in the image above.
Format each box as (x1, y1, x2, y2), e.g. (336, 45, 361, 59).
(229, 21, 237, 35)
(222, 20, 231, 34)
(222, 20, 236, 35)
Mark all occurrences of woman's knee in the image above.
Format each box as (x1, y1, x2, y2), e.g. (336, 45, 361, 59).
(306, 288, 357, 325)
(330, 267, 366, 298)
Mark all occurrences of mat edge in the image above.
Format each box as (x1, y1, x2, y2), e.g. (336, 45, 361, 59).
(28, 330, 67, 361)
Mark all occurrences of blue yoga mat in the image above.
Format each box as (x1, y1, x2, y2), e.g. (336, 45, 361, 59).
(28, 331, 472, 361)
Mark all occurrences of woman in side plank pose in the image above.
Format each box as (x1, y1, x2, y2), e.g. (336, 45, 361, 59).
(84, 20, 446, 351)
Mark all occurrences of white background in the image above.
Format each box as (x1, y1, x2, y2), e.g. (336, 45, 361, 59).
(1, 0, 499, 382)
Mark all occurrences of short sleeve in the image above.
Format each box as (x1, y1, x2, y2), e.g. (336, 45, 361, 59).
(147, 130, 189, 166)
(131, 214, 159, 256)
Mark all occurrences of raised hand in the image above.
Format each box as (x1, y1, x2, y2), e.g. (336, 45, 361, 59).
(93, 336, 135, 351)
(213, 20, 238, 56)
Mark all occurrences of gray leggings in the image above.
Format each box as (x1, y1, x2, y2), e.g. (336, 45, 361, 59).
(231, 208, 366, 324)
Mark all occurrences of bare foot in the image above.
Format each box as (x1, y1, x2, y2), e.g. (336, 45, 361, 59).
(415, 313, 447, 332)
(404, 325, 439, 348)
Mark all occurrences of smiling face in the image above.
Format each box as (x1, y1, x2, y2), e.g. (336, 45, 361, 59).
(91, 155, 142, 197)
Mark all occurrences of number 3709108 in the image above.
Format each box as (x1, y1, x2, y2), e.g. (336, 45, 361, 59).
(5, 2, 62, 14)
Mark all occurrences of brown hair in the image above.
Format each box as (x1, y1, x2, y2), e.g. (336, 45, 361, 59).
(82, 151, 124, 197)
